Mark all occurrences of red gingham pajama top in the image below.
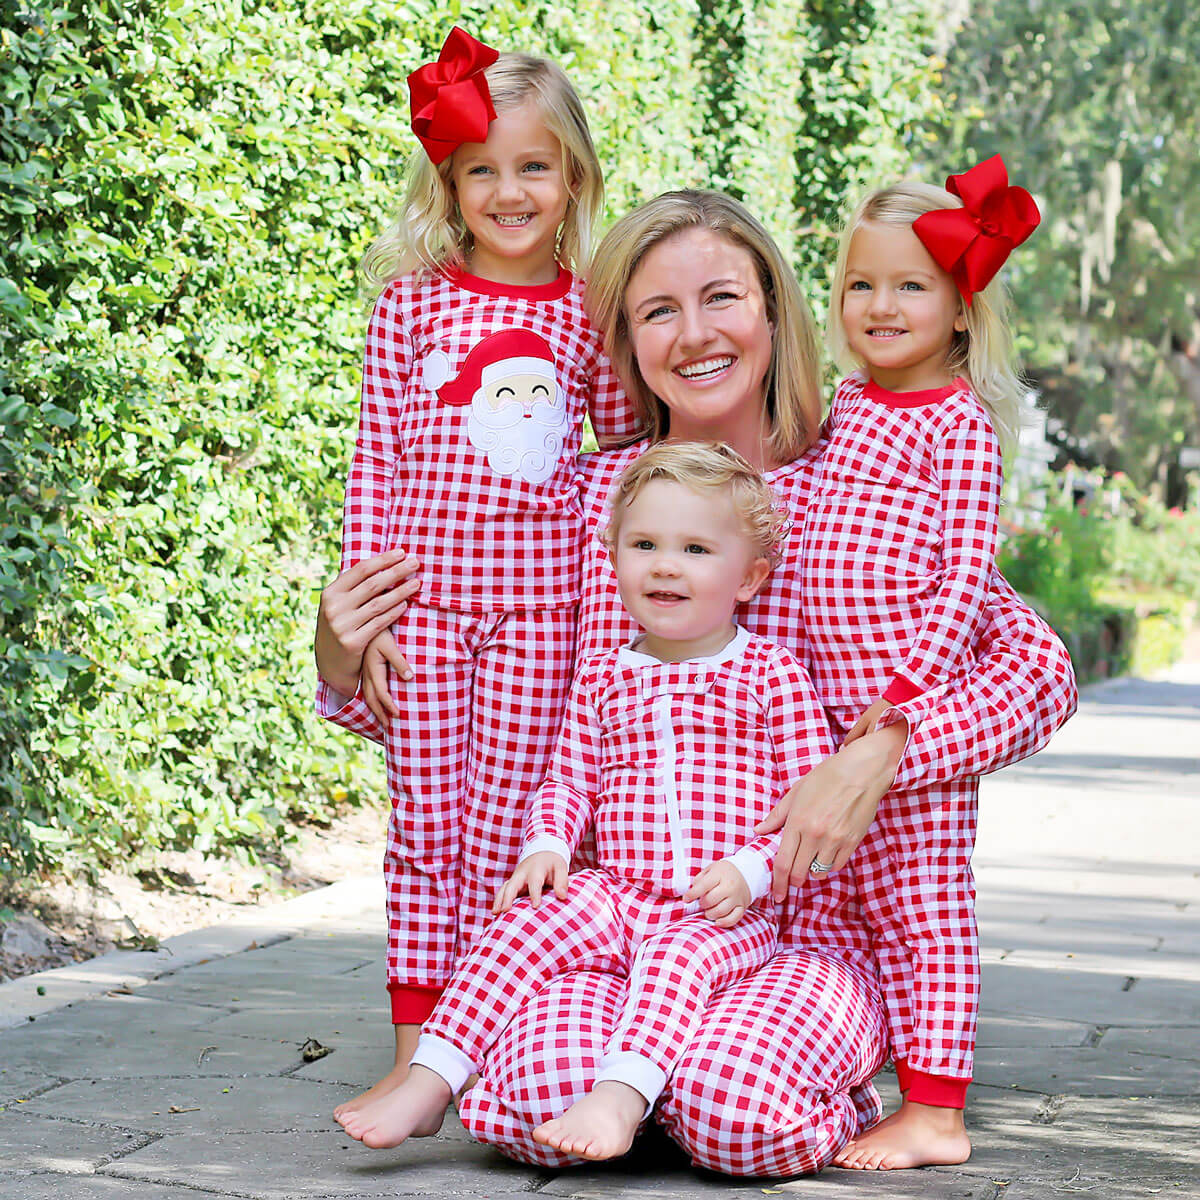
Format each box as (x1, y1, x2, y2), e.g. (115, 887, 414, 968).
(413, 628, 836, 1105)
(319, 265, 638, 1021)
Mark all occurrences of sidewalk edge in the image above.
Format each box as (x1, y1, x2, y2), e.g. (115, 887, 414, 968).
(0, 874, 383, 1029)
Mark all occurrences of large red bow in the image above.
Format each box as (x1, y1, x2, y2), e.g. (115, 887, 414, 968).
(912, 155, 1040, 304)
(408, 27, 500, 165)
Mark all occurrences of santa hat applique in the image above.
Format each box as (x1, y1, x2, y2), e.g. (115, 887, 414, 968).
(432, 329, 559, 406)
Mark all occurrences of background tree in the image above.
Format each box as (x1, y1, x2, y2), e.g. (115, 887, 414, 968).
(925, 0, 1200, 494)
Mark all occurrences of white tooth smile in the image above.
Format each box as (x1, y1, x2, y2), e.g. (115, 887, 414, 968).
(868, 329, 905, 337)
(677, 356, 734, 379)
(492, 214, 533, 226)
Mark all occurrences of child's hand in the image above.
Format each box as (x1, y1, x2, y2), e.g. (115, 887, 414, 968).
(493, 852, 569, 914)
(843, 696, 894, 745)
(360, 630, 413, 724)
(685, 860, 751, 929)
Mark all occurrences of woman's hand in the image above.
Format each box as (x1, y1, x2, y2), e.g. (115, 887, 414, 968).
(755, 719, 908, 901)
(685, 859, 751, 929)
(493, 852, 570, 914)
(314, 549, 420, 697)
(843, 696, 894, 745)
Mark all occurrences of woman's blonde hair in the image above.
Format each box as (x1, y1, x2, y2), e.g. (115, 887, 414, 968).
(584, 190, 824, 464)
(826, 180, 1025, 452)
(360, 52, 603, 291)
(602, 441, 790, 567)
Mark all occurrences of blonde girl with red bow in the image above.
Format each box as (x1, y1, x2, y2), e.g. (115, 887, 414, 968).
(794, 157, 1040, 1169)
(319, 28, 637, 1126)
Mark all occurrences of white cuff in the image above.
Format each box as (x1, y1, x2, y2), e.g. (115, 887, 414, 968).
(594, 1050, 665, 1107)
(520, 835, 572, 866)
(409, 1033, 476, 1095)
(726, 848, 770, 903)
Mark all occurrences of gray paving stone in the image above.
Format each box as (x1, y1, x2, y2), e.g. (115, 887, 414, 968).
(981, 965, 1200, 1025)
(203, 1004, 384, 1045)
(3, 1175, 230, 1198)
(21, 1077, 356, 1135)
(291, 1043, 394, 1088)
(0, 1023, 306, 1079)
(11, 994, 227, 1040)
(975, 1014, 1092, 1048)
(1003, 1178, 1200, 1200)
(993, 946, 1200, 984)
(957, 1096, 1200, 1191)
(543, 1167, 994, 1197)
(134, 972, 371, 1009)
(1100, 1025, 1200, 1061)
(104, 1129, 538, 1197)
(0, 1111, 151, 1174)
(972, 1044, 1200, 1096)
(0, 1067, 62, 1107)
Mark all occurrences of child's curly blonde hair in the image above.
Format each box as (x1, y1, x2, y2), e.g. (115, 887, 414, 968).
(602, 442, 790, 567)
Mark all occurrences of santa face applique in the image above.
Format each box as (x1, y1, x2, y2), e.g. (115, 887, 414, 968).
(429, 328, 572, 485)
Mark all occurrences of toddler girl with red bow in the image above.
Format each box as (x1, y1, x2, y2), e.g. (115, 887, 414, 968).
(320, 27, 637, 1129)
(793, 157, 1040, 1170)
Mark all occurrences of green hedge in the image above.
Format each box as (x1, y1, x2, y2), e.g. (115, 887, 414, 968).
(1, 0, 940, 875)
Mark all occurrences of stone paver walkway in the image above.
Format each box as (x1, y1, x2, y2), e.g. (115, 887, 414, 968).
(2, 663, 1198, 1198)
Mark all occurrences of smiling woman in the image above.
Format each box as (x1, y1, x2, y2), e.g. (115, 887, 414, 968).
(623, 229, 776, 467)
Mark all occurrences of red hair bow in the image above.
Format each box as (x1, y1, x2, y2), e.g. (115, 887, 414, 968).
(912, 155, 1041, 304)
(408, 27, 500, 165)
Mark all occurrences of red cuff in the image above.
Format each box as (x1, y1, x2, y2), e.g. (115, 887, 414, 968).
(883, 674, 923, 704)
(894, 1060, 970, 1108)
(388, 983, 443, 1024)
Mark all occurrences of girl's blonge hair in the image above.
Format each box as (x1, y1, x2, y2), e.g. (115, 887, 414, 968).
(585, 190, 823, 463)
(827, 180, 1026, 452)
(361, 52, 604, 291)
(603, 441, 790, 566)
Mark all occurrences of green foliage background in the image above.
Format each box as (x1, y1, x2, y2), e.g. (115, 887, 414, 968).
(1, 0, 940, 875)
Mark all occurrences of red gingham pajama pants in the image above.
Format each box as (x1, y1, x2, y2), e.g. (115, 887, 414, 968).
(414, 869, 777, 1104)
(457, 951, 888, 1174)
(382, 602, 576, 1022)
(831, 702, 980, 1102)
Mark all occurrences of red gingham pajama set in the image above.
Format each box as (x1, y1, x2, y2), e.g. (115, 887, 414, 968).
(456, 438, 1076, 1174)
(798, 373, 1004, 1106)
(411, 628, 836, 1106)
(316, 265, 635, 1023)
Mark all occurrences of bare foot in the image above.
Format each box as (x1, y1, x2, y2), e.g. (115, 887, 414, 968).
(338, 1064, 451, 1149)
(833, 1100, 971, 1170)
(532, 1080, 647, 1161)
(333, 1023, 419, 1121)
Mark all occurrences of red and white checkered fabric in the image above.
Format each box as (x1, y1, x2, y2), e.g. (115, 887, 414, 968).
(422, 870, 777, 1101)
(459, 950, 888, 1175)
(342, 265, 635, 613)
(380, 604, 576, 1011)
(526, 628, 835, 895)
(831, 703, 980, 1081)
(799, 373, 1002, 709)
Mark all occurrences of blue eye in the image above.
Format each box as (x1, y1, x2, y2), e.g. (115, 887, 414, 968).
(900, 281, 925, 291)
(523, 161, 549, 172)
(848, 280, 870, 291)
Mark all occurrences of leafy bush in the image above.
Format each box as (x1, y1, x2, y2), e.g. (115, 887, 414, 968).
(1, 0, 942, 876)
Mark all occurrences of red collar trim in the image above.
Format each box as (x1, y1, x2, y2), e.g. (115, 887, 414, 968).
(863, 377, 967, 409)
(445, 265, 573, 301)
